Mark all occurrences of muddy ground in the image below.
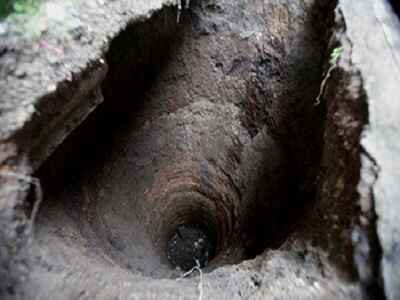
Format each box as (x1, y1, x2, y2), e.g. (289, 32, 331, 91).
(0, 0, 399, 299)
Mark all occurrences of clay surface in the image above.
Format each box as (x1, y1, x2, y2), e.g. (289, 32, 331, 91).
(0, 0, 399, 299)
(26, 0, 355, 298)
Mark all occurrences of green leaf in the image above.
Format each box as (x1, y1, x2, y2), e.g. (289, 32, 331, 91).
(330, 46, 344, 66)
(12, 0, 38, 14)
(13, 2, 24, 12)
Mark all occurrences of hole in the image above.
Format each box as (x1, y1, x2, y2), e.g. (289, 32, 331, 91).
(167, 224, 215, 270)
(28, 0, 340, 295)
(159, 191, 221, 270)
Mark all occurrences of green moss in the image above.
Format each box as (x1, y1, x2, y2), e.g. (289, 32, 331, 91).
(0, 0, 40, 19)
(0, 0, 12, 18)
(329, 46, 344, 66)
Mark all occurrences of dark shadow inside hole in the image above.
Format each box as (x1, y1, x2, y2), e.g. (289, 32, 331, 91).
(35, 6, 185, 278)
(389, 0, 400, 18)
(34, 0, 332, 279)
(167, 224, 216, 270)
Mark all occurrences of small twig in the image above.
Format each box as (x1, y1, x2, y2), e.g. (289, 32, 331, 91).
(178, 267, 197, 279)
(314, 64, 335, 106)
(0, 170, 43, 241)
(176, 0, 182, 23)
(315, 46, 344, 106)
(196, 260, 204, 300)
(176, 0, 190, 24)
(185, 0, 191, 9)
(177, 260, 204, 300)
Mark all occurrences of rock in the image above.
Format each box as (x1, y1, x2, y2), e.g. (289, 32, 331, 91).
(339, 0, 400, 299)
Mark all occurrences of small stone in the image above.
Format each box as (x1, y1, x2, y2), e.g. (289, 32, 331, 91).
(14, 68, 27, 79)
(0, 23, 8, 36)
(46, 3, 66, 21)
(46, 84, 57, 92)
(87, 0, 97, 8)
(69, 26, 85, 41)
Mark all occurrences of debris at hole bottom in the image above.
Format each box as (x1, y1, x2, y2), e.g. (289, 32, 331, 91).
(167, 225, 214, 271)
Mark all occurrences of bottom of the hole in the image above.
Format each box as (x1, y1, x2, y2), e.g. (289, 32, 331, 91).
(166, 224, 214, 271)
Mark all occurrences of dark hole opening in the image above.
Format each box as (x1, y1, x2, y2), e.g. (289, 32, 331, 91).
(32, 0, 334, 281)
(389, 0, 400, 18)
(167, 223, 216, 270)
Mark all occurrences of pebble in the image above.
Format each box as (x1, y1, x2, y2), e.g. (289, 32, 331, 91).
(0, 23, 8, 36)
(46, 3, 66, 22)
